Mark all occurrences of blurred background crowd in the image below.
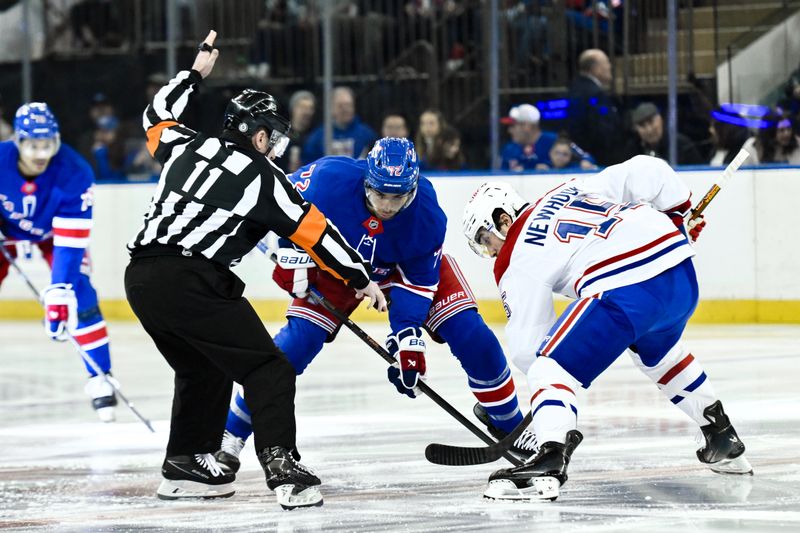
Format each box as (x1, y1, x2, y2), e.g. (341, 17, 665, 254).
(1, 0, 799, 182)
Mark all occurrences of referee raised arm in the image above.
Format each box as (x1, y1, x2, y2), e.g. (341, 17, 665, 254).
(124, 30, 385, 510)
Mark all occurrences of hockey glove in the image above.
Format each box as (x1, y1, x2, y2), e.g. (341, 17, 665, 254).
(40, 283, 78, 341)
(386, 327, 427, 398)
(272, 247, 317, 298)
(687, 216, 705, 242)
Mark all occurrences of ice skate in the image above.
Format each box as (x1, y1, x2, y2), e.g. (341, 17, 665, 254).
(214, 430, 245, 474)
(157, 453, 235, 500)
(484, 429, 583, 502)
(84, 374, 118, 422)
(696, 400, 753, 475)
(258, 446, 323, 510)
(474, 403, 539, 461)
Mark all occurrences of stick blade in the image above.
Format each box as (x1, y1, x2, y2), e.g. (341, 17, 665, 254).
(425, 443, 503, 466)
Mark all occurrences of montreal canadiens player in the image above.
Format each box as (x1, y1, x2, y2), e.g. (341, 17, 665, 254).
(0, 103, 116, 421)
(215, 137, 537, 473)
(461, 155, 751, 502)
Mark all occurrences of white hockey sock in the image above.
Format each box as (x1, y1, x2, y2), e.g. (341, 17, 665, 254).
(629, 343, 717, 426)
(527, 357, 579, 445)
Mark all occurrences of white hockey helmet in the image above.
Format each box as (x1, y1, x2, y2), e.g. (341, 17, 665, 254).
(462, 181, 528, 257)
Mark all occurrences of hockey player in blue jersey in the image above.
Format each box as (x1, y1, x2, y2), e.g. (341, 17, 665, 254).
(214, 137, 537, 473)
(0, 103, 117, 421)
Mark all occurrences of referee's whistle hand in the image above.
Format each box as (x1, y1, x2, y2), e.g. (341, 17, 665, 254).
(192, 30, 219, 79)
(356, 282, 388, 312)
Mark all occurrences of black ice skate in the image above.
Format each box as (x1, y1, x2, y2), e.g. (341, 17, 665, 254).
(473, 403, 539, 461)
(156, 453, 235, 500)
(258, 446, 323, 510)
(696, 400, 753, 475)
(214, 430, 245, 474)
(484, 429, 583, 502)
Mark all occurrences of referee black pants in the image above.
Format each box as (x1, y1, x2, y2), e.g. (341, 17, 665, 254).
(124, 254, 297, 456)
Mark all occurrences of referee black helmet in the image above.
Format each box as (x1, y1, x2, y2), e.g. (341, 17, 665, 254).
(223, 89, 291, 155)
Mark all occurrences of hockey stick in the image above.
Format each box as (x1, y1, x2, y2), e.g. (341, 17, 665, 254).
(0, 243, 156, 433)
(258, 242, 523, 466)
(423, 152, 752, 467)
(689, 148, 749, 222)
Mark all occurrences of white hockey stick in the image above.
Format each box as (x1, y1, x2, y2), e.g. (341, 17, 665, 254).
(0, 243, 155, 432)
(689, 148, 749, 222)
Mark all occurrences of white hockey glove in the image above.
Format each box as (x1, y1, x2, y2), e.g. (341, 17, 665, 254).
(386, 327, 427, 398)
(272, 247, 317, 298)
(40, 283, 78, 341)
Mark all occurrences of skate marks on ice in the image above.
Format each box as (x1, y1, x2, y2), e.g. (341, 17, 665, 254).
(0, 323, 799, 531)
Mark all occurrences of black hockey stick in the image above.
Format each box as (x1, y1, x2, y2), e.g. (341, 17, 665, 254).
(258, 242, 521, 466)
(0, 242, 155, 432)
(305, 285, 523, 467)
(425, 411, 533, 466)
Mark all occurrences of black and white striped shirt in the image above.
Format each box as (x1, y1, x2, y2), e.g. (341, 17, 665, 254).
(128, 69, 370, 289)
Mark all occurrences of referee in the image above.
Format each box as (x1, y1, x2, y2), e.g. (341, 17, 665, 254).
(125, 31, 386, 510)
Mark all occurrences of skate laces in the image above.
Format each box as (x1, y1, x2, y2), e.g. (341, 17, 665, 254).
(195, 453, 225, 477)
(220, 431, 245, 456)
(514, 429, 539, 452)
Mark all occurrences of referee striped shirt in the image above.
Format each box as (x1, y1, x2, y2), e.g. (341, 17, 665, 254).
(128, 69, 370, 289)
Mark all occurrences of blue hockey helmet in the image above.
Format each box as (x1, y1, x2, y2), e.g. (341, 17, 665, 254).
(14, 102, 60, 140)
(365, 137, 420, 194)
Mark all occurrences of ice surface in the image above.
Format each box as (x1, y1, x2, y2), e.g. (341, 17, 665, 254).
(1, 322, 799, 532)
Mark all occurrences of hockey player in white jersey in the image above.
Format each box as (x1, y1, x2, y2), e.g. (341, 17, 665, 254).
(462, 155, 751, 502)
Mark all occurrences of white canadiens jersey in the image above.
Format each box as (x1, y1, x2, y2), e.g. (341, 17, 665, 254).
(494, 156, 695, 372)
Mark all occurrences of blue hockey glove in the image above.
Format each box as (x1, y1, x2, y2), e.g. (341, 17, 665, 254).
(386, 327, 427, 398)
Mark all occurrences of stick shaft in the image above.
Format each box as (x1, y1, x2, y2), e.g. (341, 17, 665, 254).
(690, 148, 749, 221)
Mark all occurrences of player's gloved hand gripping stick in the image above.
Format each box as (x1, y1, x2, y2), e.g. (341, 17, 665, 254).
(0, 244, 155, 432)
(424, 150, 751, 467)
(256, 239, 524, 467)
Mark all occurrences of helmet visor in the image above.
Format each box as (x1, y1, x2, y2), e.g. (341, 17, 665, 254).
(268, 129, 290, 158)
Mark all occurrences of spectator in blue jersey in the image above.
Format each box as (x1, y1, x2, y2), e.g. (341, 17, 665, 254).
(301, 86, 377, 164)
(286, 90, 316, 173)
(0, 103, 117, 421)
(500, 104, 594, 171)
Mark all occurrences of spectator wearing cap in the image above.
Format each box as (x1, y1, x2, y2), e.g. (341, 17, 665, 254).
(301, 86, 377, 164)
(626, 102, 704, 166)
(500, 104, 594, 172)
(286, 90, 316, 172)
(566, 48, 629, 166)
(90, 114, 127, 182)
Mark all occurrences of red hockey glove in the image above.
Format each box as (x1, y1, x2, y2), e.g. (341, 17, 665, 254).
(687, 216, 706, 242)
(272, 248, 317, 298)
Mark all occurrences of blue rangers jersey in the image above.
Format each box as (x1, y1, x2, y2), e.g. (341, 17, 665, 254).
(0, 141, 95, 285)
(288, 156, 447, 331)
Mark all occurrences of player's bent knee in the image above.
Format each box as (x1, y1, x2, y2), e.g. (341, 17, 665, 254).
(527, 356, 581, 395)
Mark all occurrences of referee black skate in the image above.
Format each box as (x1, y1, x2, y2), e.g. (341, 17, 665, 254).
(124, 30, 386, 510)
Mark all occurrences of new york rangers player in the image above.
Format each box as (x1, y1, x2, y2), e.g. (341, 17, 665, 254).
(462, 155, 751, 502)
(216, 137, 537, 473)
(0, 103, 116, 421)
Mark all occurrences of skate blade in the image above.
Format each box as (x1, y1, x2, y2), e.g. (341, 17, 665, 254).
(96, 406, 116, 423)
(156, 479, 235, 500)
(483, 477, 560, 502)
(274, 484, 324, 510)
(709, 454, 754, 476)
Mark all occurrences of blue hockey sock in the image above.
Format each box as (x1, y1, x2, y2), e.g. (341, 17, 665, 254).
(274, 317, 328, 374)
(435, 309, 523, 433)
(226, 390, 254, 440)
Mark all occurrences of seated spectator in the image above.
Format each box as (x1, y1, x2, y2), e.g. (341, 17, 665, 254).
(500, 103, 594, 171)
(428, 126, 467, 171)
(745, 111, 800, 165)
(539, 137, 596, 171)
(415, 109, 448, 170)
(286, 90, 316, 172)
(381, 112, 411, 139)
(626, 102, 704, 166)
(90, 115, 126, 182)
(775, 115, 800, 164)
(708, 107, 752, 166)
(302, 86, 377, 164)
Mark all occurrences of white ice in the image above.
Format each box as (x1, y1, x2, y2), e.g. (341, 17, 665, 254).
(1, 321, 799, 532)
